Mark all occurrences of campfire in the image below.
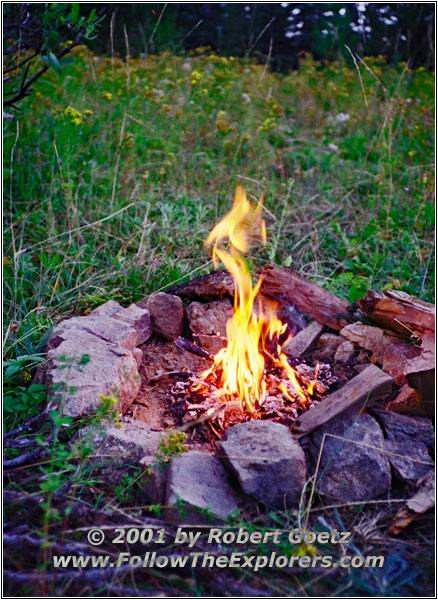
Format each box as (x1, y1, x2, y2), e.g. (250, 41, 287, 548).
(170, 187, 328, 430)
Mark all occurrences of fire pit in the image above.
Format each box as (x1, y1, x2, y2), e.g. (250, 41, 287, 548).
(38, 186, 434, 522)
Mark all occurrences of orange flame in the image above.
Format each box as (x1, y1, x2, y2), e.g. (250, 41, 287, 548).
(201, 186, 309, 415)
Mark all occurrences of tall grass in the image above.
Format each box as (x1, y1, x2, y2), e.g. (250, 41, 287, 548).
(4, 47, 435, 360)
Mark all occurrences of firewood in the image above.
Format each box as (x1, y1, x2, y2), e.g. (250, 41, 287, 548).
(174, 336, 214, 361)
(341, 323, 434, 415)
(259, 265, 349, 331)
(389, 470, 435, 534)
(295, 364, 393, 435)
(358, 289, 435, 338)
(166, 270, 234, 301)
(282, 321, 325, 356)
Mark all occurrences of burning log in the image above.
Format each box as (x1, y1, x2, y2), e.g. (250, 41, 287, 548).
(295, 364, 393, 435)
(259, 265, 350, 331)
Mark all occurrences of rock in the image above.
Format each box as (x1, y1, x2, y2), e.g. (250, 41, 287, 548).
(74, 419, 162, 474)
(164, 451, 239, 524)
(384, 439, 433, 485)
(371, 408, 435, 449)
(51, 315, 139, 352)
(389, 470, 435, 534)
(113, 304, 152, 344)
(317, 333, 344, 349)
(145, 293, 184, 341)
(140, 456, 169, 504)
(308, 413, 391, 502)
(217, 421, 306, 509)
(132, 348, 143, 368)
(186, 299, 233, 354)
(90, 300, 123, 317)
(282, 321, 324, 357)
(385, 384, 425, 416)
(46, 332, 140, 417)
(334, 341, 356, 363)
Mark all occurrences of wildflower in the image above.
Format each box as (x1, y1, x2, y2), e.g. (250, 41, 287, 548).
(335, 112, 350, 123)
(327, 143, 339, 152)
(102, 91, 112, 101)
(84, 109, 93, 117)
(190, 70, 203, 86)
(259, 117, 277, 131)
(64, 105, 82, 125)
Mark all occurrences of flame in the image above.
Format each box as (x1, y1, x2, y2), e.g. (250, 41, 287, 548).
(200, 186, 309, 415)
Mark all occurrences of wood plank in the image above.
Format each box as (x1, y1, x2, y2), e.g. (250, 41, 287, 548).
(259, 265, 349, 331)
(295, 364, 394, 435)
(282, 321, 325, 356)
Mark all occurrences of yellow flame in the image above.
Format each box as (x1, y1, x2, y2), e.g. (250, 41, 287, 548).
(201, 186, 308, 414)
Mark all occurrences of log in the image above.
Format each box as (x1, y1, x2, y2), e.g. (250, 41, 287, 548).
(295, 364, 394, 435)
(166, 270, 234, 301)
(358, 289, 435, 338)
(259, 265, 350, 331)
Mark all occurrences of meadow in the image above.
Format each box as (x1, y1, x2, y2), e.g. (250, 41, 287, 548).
(3, 46, 435, 596)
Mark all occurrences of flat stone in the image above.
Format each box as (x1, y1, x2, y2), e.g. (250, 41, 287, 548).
(317, 333, 344, 349)
(308, 413, 391, 502)
(386, 384, 426, 417)
(186, 299, 233, 354)
(113, 304, 152, 344)
(384, 439, 433, 485)
(51, 314, 139, 351)
(145, 293, 184, 341)
(283, 321, 325, 357)
(334, 341, 356, 363)
(46, 332, 140, 417)
(217, 421, 306, 509)
(89, 300, 123, 317)
(371, 408, 435, 449)
(165, 451, 239, 524)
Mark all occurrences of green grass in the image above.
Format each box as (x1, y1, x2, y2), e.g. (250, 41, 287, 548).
(4, 47, 434, 365)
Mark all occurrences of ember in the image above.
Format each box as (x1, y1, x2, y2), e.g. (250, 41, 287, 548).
(188, 186, 319, 417)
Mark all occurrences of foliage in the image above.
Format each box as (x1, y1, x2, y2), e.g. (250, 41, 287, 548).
(155, 432, 189, 467)
(3, 3, 104, 108)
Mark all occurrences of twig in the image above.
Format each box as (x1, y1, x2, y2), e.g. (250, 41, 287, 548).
(175, 337, 213, 361)
(148, 370, 193, 384)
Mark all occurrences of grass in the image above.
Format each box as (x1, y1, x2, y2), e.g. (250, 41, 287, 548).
(3, 46, 435, 596)
(4, 47, 435, 364)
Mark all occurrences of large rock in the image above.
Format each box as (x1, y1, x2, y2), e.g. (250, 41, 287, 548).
(50, 315, 139, 351)
(384, 439, 433, 485)
(46, 332, 140, 417)
(217, 421, 306, 509)
(371, 409, 435, 449)
(145, 293, 184, 341)
(74, 419, 162, 480)
(308, 413, 391, 502)
(165, 451, 239, 524)
(186, 299, 232, 354)
(113, 304, 152, 344)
